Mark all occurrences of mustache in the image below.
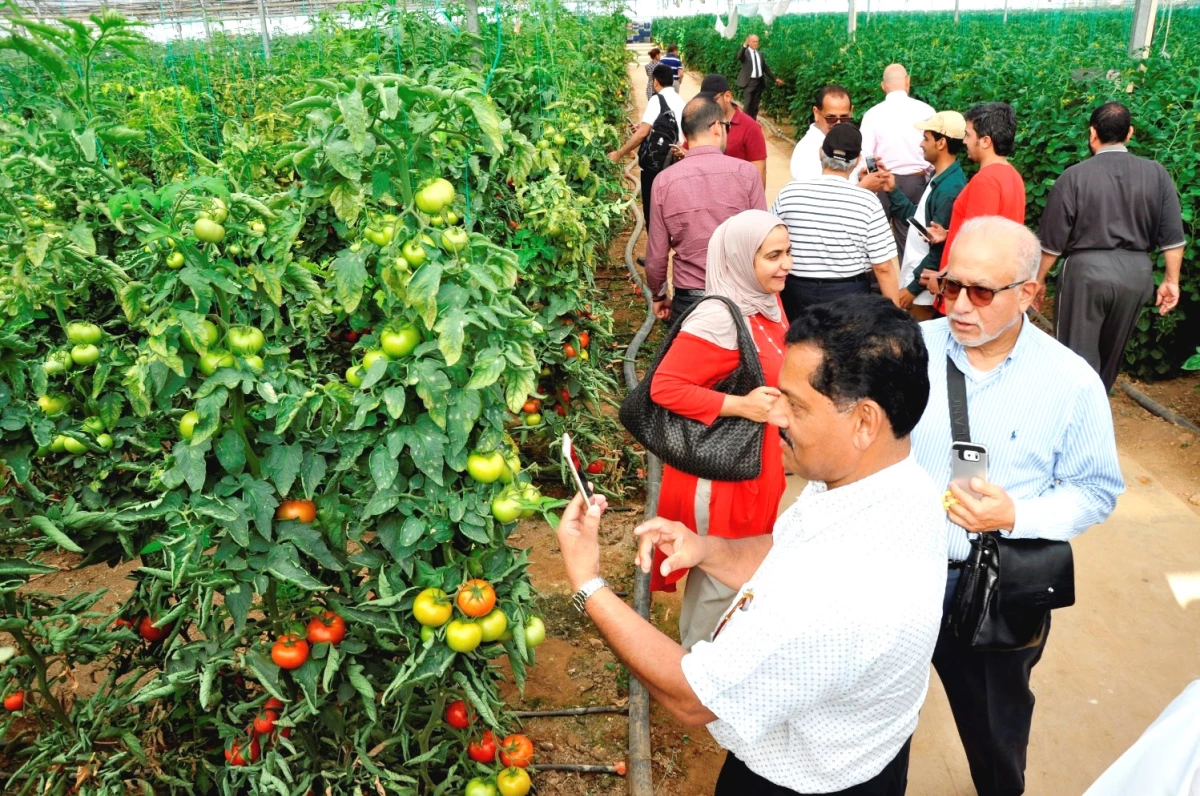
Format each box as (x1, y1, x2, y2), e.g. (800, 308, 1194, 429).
(779, 428, 794, 449)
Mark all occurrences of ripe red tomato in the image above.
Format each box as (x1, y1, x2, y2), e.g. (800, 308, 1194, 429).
(264, 697, 285, 711)
(468, 729, 497, 763)
(522, 399, 540, 414)
(275, 499, 317, 523)
(559, 387, 571, 404)
(253, 710, 277, 735)
(499, 733, 534, 768)
(445, 699, 471, 729)
(344, 330, 360, 343)
(113, 617, 134, 630)
(456, 579, 497, 618)
(586, 461, 604, 474)
(138, 616, 172, 643)
(579, 331, 590, 348)
(562, 344, 577, 359)
(555, 405, 566, 417)
(271, 634, 310, 670)
(4, 691, 24, 711)
(225, 737, 260, 766)
(306, 611, 346, 645)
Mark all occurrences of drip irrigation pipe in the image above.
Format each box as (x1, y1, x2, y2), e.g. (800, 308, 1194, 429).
(513, 705, 629, 718)
(537, 763, 625, 774)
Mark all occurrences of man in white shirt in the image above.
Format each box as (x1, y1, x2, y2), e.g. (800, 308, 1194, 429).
(858, 65, 936, 257)
(608, 63, 686, 228)
(556, 295, 947, 795)
(789, 85, 857, 183)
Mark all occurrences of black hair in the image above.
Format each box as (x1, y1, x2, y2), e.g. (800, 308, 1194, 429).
(648, 47, 661, 60)
(1090, 101, 1132, 144)
(651, 64, 674, 90)
(667, 43, 679, 53)
(964, 102, 1017, 157)
(681, 96, 724, 140)
(930, 130, 965, 155)
(784, 295, 929, 438)
(813, 84, 851, 112)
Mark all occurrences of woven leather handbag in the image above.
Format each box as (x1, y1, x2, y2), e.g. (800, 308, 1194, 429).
(619, 296, 766, 482)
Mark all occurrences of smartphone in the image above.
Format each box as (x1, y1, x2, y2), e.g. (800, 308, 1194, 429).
(864, 155, 879, 173)
(561, 433, 593, 502)
(950, 442, 989, 499)
(908, 217, 932, 243)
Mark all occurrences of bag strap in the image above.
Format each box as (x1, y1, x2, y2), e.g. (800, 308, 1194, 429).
(946, 355, 971, 443)
(641, 295, 764, 389)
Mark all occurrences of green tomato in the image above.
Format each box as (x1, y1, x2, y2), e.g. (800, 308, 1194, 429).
(466, 778, 498, 796)
(183, 320, 220, 353)
(166, 251, 185, 269)
(37, 395, 68, 416)
(208, 197, 229, 223)
(179, 411, 200, 440)
(420, 624, 436, 646)
(401, 239, 427, 268)
(364, 225, 395, 247)
(50, 435, 67, 453)
(70, 344, 100, 366)
(478, 609, 509, 643)
(536, 139, 549, 151)
(193, 217, 226, 243)
(519, 484, 541, 519)
(65, 321, 102, 345)
(95, 433, 114, 451)
(440, 227, 469, 253)
(524, 412, 542, 427)
(82, 416, 105, 435)
(498, 453, 521, 484)
(546, 220, 562, 238)
(429, 213, 446, 228)
(466, 451, 507, 484)
(249, 220, 266, 236)
(362, 349, 389, 371)
(242, 354, 264, 374)
(227, 244, 242, 256)
(491, 491, 523, 524)
(553, 133, 567, 146)
(445, 619, 483, 654)
(42, 351, 72, 376)
(198, 350, 235, 376)
(63, 436, 87, 455)
(524, 616, 546, 649)
(415, 177, 456, 214)
(345, 366, 363, 387)
(228, 325, 265, 355)
(444, 210, 460, 226)
(380, 325, 421, 359)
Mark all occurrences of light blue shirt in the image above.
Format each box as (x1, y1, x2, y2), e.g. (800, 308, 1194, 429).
(911, 317, 1125, 562)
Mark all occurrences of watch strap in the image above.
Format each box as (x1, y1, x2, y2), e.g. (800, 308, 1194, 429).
(571, 577, 609, 614)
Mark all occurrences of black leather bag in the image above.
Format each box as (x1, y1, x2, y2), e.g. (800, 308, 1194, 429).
(945, 357, 1076, 651)
(619, 296, 765, 482)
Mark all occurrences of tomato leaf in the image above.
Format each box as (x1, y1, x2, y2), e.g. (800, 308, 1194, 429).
(324, 140, 362, 181)
(332, 247, 368, 314)
(369, 446, 399, 490)
(381, 386, 406, 419)
(223, 582, 252, 633)
(245, 649, 287, 701)
(266, 543, 326, 591)
(328, 181, 363, 226)
(406, 261, 442, 329)
(434, 307, 468, 366)
(163, 440, 210, 493)
(29, 515, 83, 553)
(464, 348, 506, 390)
(346, 662, 378, 721)
(300, 450, 327, 499)
(214, 429, 247, 475)
(264, 443, 303, 499)
(240, 477, 280, 539)
(393, 415, 447, 486)
(281, 521, 342, 570)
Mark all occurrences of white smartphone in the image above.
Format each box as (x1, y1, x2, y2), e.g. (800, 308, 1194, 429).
(561, 433, 593, 502)
(950, 442, 988, 499)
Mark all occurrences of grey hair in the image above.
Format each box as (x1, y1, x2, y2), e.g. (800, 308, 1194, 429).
(820, 153, 856, 173)
(954, 216, 1040, 281)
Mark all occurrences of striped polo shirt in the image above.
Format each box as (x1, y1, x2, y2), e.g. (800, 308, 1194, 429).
(770, 175, 897, 280)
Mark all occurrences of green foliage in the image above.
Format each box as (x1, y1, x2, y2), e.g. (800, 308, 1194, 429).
(656, 9, 1200, 377)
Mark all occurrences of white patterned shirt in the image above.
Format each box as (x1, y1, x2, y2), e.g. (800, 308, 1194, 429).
(681, 456, 946, 792)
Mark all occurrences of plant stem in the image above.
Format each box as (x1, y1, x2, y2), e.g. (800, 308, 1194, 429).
(2, 594, 74, 736)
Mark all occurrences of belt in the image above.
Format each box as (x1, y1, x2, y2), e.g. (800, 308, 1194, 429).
(787, 272, 872, 284)
(674, 288, 706, 296)
(947, 559, 967, 570)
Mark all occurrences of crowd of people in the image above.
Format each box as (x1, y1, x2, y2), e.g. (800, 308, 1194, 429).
(584, 45, 1189, 796)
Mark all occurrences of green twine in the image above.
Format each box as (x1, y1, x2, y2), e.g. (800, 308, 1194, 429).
(165, 43, 196, 176)
(484, 0, 503, 94)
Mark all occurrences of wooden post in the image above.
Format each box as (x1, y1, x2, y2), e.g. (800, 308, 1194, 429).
(1128, 0, 1158, 57)
(257, 0, 272, 60)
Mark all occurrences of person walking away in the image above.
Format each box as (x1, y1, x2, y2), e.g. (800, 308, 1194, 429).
(644, 47, 663, 100)
(557, 294, 947, 795)
(925, 102, 1025, 314)
(1035, 101, 1185, 390)
(857, 64, 935, 256)
(661, 43, 684, 86)
(645, 97, 766, 323)
(878, 111, 967, 320)
(698, 73, 768, 188)
(771, 124, 899, 318)
(735, 34, 784, 120)
(910, 217, 1124, 796)
(608, 64, 684, 231)
(647, 210, 791, 650)
(789, 85, 856, 183)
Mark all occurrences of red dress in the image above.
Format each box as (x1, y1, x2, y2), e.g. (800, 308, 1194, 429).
(648, 309, 788, 592)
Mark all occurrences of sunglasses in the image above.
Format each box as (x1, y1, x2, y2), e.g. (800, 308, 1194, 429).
(823, 114, 854, 125)
(937, 276, 1026, 307)
(710, 120, 732, 131)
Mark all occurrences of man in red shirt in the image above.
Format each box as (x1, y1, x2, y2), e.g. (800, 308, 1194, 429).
(926, 102, 1026, 313)
(697, 74, 768, 188)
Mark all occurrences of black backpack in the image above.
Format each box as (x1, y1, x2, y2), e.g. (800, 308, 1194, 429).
(637, 93, 678, 173)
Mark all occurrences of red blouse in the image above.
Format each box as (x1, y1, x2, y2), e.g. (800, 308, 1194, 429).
(647, 309, 789, 592)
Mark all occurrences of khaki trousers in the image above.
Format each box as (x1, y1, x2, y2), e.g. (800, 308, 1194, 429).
(678, 479, 738, 650)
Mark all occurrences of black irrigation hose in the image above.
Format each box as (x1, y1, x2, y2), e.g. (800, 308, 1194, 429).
(513, 705, 629, 718)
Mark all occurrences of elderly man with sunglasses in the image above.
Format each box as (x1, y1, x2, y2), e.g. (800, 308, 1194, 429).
(909, 216, 1124, 796)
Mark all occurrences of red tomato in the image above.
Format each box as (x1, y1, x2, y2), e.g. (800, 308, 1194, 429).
(275, 499, 316, 523)
(344, 330, 359, 343)
(499, 733, 534, 768)
(138, 616, 172, 643)
(113, 617, 134, 630)
(562, 344, 577, 359)
(555, 405, 566, 417)
(579, 331, 590, 348)
(253, 710, 277, 735)
(559, 387, 571, 404)
(225, 737, 260, 766)
(522, 399, 540, 414)
(271, 634, 310, 670)
(306, 611, 346, 645)
(445, 699, 471, 729)
(456, 579, 497, 618)
(4, 691, 24, 711)
(468, 729, 497, 763)
(264, 697, 285, 711)
(586, 461, 603, 474)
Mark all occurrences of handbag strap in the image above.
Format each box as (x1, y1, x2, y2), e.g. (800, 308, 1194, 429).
(638, 295, 765, 390)
(946, 355, 971, 443)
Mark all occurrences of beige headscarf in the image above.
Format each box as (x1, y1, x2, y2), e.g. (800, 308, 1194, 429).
(681, 209, 787, 350)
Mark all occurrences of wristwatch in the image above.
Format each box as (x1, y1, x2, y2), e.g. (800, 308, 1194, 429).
(571, 577, 610, 614)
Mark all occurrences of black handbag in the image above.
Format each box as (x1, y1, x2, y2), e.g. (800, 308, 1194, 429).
(945, 356, 1076, 651)
(619, 296, 765, 482)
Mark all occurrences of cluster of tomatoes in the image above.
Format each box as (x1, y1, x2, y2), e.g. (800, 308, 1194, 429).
(561, 329, 590, 362)
(465, 444, 543, 525)
(444, 699, 535, 796)
(35, 321, 115, 456)
(225, 696, 292, 767)
(411, 579, 546, 657)
(344, 324, 422, 388)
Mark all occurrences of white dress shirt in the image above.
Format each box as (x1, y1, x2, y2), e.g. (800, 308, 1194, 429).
(748, 47, 763, 79)
(790, 124, 860, 184)
(681, 456, 946, 793)
(859, 90, 936, 176)
(640, 86, 685, 143)
(911, 318, 1125, 562)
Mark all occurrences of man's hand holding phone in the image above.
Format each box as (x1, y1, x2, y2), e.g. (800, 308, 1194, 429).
(924, 221, 948, 244)
(944, 479, 1016, 533)
(556, 492, 609, 592)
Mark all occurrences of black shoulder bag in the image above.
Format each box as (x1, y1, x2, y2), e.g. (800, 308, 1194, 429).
(945, 356, 1076, 651)
(619, 296, 765, 482)
(637, 93, 679, 174)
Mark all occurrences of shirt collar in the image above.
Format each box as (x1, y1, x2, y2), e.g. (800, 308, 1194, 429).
(946, 315, 1034, 374)
(929, 160, 964, 187)
(791, 456, 921, 540)
(1095, 143, 1128, 154)
(687, 145, 722, 157)
(885, 90, 910, 101)
(658, 87, 679, 100)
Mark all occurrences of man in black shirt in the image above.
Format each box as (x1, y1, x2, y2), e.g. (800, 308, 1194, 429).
(1036, 102, 1185, 390)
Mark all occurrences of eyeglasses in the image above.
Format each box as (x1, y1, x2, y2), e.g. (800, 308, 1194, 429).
(823, 114, 854, 126)
(937, 276, 1026, 307)
(710, 120, 732, 131)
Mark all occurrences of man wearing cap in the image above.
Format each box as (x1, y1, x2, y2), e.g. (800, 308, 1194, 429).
(771, 124, 900, 318)
(878, 111, 968, 320)
(857, 64, 936, 256)
(698, 73, 768, 188)
(1036, 101, 1185, 391)
(736, 34, 785, 120)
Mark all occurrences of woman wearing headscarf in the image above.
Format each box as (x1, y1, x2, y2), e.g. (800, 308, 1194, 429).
(644, 48, 663, 100)
(649, 209, 792, 650)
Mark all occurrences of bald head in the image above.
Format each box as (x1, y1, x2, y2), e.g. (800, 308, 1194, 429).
(951, 217, 1040, 282)
(882, 64, 910, 93)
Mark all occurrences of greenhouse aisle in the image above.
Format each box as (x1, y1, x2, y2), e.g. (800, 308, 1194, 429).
(624, 46, 1200, 796)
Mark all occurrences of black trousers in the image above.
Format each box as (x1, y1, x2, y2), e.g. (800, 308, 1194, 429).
(640, 166, 661, 228)
(742, 78, 765, 119)
(714, 737, 912, 795)
(781, 274, 871, 321)
(933, 569, 1050, 796)
(668, 290, 704, 325)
